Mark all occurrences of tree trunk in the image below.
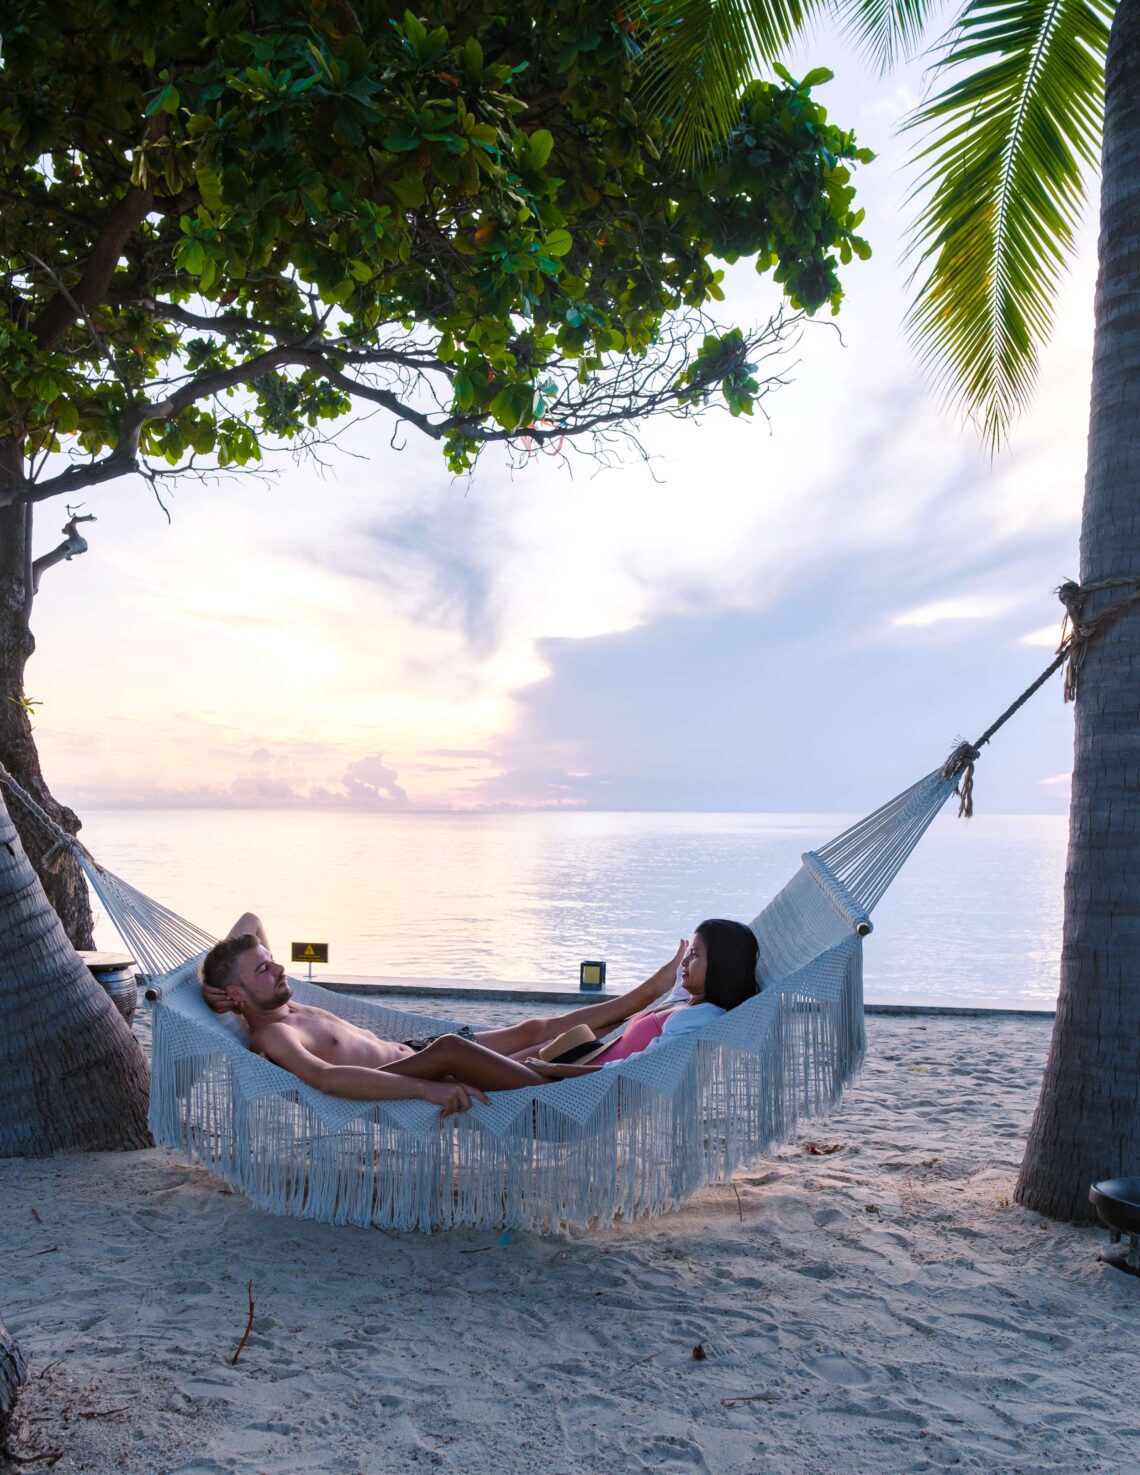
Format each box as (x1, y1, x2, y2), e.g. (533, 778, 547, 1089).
(0, 784, 150, 1155)
(0, 1317, 26, 1445)
(1016, 0, 1140, 1220)
(0, 442, 95, 951)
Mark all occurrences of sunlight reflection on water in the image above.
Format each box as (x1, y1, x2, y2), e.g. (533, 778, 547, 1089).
(79, 809, 1066, 1009)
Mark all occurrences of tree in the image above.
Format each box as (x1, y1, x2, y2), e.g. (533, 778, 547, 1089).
(0, 0, 871, 1153)
(651, 0, 1138, 1221)
(0, 782, 150, 1154)
(1015, 0, 1139, 1220)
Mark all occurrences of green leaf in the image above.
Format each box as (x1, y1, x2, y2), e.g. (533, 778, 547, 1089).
(526, 128, 555, 168)
(176, 239, 207, 275)
(195, 161, 225, 214)
(544, 228, 573, 257)
(903, 0, 1111, 447)
(836, 0, 934, 73)
(633, 1, 839, 164)
(338, 34, 369, 80)
(403, 11, 427, 48)
(145, 82, 180, 117)
(383, 128, 421, 152)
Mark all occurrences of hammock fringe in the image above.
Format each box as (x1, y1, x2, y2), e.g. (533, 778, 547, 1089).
(138, 768, 958, 1232)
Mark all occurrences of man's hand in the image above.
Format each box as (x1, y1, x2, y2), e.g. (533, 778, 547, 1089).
(413, 1079, 491, 1117)
(201, 980, 238, 1014)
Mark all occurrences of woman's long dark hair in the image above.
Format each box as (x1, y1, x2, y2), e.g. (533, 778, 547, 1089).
(696, 919, 759, 1010)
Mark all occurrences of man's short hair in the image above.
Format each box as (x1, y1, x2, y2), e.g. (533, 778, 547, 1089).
(200, 932, 259, 1010)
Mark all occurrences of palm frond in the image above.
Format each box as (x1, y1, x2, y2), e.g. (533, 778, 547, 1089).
(634, 0, 830, 161)
(835, 0, 948, 72)
(903, 0, 1111, 448)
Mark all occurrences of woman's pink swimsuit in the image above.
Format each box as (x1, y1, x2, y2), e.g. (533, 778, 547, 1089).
(591, 1008, 671, 1064)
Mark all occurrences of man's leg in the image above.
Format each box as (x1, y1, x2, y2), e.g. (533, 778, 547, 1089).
(382, 1036, 546, 1091)
(474, 942, 686, 1058)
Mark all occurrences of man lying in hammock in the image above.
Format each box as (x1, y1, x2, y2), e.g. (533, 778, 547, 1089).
(199, 914, 688, 1117)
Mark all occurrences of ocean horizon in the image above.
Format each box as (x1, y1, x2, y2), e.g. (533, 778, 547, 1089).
(78, 807, 1068, 1011)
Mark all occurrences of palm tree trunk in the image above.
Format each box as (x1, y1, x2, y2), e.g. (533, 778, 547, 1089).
(0, 785, 150, 1155)
(1016, 0, 1140, 1221)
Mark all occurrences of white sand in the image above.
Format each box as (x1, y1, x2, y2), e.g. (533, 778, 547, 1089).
(2, 1010, 1138, 1475)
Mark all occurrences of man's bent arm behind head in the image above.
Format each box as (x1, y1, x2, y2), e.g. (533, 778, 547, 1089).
(227, 912, 269, 947)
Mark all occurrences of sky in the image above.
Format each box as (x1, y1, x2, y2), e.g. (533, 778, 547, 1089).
(28, 35, 1098, 818)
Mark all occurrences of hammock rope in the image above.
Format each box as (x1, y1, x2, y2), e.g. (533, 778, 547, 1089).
(0, 763, 217, 977)
(935, 575, 1140, 817)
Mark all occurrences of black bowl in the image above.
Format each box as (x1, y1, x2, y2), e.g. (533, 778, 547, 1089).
(1089, 1177, 1140, 1236)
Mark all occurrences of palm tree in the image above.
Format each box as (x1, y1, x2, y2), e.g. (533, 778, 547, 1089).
(646, 0, 1139, 1220)
(1016, 0, 1139, 1219)
(0, 786, 150, 1155)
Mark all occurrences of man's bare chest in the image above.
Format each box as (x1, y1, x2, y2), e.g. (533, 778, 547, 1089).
(290, 1008, 408, 1066)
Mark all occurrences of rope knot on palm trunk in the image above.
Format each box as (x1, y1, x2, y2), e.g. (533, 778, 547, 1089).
(1056, 576, 1140, 702)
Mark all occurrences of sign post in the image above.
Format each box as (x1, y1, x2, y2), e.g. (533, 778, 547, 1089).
(291, 942, 329, 981)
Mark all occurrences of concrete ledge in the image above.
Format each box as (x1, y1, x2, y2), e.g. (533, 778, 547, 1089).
(865, 1003, 1055, 1020)
(315, 975, 620, 1006)
(309, 973, 1056, 1018)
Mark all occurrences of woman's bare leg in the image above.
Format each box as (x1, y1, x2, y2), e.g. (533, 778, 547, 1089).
(381, 1035, 546, 1090)
(474, 941, 686, 1058)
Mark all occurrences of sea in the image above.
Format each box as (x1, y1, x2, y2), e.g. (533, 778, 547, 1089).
(78, 809, 1067, 1012)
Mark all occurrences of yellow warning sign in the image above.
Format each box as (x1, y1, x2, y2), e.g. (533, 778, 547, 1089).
(290, 942, 329, 963)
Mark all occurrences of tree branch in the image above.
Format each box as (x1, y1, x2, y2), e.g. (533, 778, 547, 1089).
(1, 345, 321, 507)
(27, 254, 110, 358)
(30, 186, 155, 352)
(30, 512, 97, 594)
(145, 300, 289, 343)
(0, 311, 798, 508)
(0, 188, 101, 233)
(315, 363, 465, 440)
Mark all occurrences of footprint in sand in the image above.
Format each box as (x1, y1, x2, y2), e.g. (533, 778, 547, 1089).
(636, 1433, 710, 1471)
(804, 1351, 876, 1386)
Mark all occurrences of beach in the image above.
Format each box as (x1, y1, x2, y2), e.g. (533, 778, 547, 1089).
(1, 1008, 1137, 1475)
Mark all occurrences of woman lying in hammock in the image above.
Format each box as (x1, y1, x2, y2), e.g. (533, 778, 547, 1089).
(522, 919, 759, 1080)
(199, 915, 711, 1115)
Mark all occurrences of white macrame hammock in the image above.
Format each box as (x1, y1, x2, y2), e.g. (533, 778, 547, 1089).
(12, 756, 967, 1233)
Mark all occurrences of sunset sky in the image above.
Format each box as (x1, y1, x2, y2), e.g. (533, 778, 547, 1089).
(28, 37, 1096, 818)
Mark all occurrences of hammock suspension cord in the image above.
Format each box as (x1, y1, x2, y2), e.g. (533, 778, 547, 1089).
(0, 764, 216, 977)
(935, 575, 1140, 817)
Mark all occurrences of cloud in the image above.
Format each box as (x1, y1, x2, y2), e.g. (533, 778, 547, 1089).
(71, 752, 409, 810)
(1020, 624, 1063, 648)
(338, 755, 409, 807)
(892, 594, 1022, 629)
(467, 563, 1078, 814)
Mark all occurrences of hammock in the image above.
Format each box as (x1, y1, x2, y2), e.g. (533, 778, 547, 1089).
(0, 753, 968, 1233)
